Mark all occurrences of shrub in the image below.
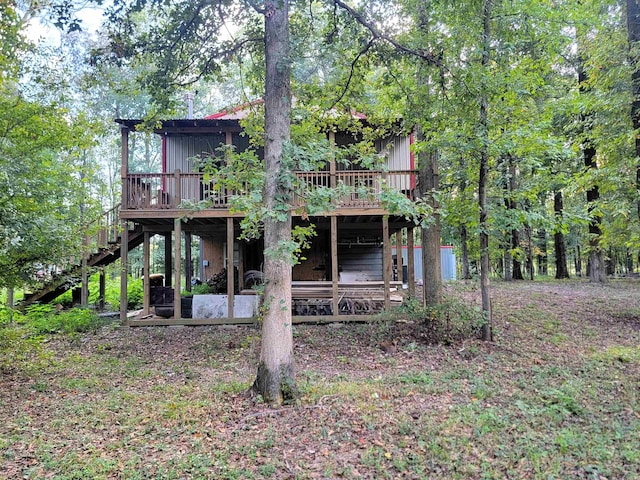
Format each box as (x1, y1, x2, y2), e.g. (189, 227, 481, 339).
(22, 304, 102, 335)
(191, 283, 214, 295)
(420, 298, 486, 345)
(57, 274, 144, 310)
(0, 306, 50, 375)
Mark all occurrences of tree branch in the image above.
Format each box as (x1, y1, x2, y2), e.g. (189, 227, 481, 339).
(243, 0, 265, 15)
(328, 38, 375, 111)
(332, 0, 442, 68)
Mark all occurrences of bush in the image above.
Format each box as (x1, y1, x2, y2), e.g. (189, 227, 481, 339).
(22, 304, 102, 335)
(0, 324, 50, 374)
(420, 298, 486, 345)
(190, 283, 214, 295)
(102, 276, 143, 310)
(0, 306, 50, 375)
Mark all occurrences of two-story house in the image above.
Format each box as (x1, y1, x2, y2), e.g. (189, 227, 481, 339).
(116, 107, 420, 325)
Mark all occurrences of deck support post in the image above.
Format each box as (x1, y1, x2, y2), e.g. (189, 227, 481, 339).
(120, 222, 129, 323)
(164, 233, 172, 287)
(185, 233, 192, 293)
(395, 230, 403, 284)
(143, 231, 151, 315)
(227, 217, 235, 319)
(238, 240, 245, 291)
(407, 226, 416, 299)
(119, 125, 129, 323)
(80, 234, 89, 307)
(383, 215, 391, 311)
(174, 219, 182, 320)
(331, 215, 339, 315)
(99, 268, 105, 311)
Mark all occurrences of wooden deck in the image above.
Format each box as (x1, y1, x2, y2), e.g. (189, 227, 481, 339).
(122, 170, 417, 214)
(124, 314, 384, 327)
(124, 280, 406, 326)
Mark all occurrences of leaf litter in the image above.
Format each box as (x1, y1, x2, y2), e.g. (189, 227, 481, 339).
(1, 279, 639, 479)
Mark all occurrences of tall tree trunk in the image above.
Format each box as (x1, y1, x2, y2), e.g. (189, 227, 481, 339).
(508, 156, 524, 280)
(458, 151, 471, 280)
(419, 150, 443, 305)
(252, 0, 296, 405)
(537, 229, 547, 276)
(525, 223, 534, 280)
(460, 225, 471, 279)
(416, 4, 442, 306)
(553, 190, 570, 279)
(500, 156, 513, 281)
(511, 229, 524, 280)
(578, 61, 606, 283)
(628, 0, 640, 220)
(503, 241, 512, 281)
(479, 0, 493, 341)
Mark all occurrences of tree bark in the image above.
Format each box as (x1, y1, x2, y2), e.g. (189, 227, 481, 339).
(416, 3, 443, 306)
(252, 0, 296, 405)
(627, 0, 640, 220)
(479, 0, 493, 341)
(525, 223, 534, 280)
(419, 149, 443, 305)
(503, 245, 512, 281)
(460, 226, 471, 279)
(507, 155, 524, 280)
(537, 229, 547, 276)
(553, 190, 570, 279)
(578, 60, 606, 283)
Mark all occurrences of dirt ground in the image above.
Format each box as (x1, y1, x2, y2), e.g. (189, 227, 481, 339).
(1, 279, 639, 479)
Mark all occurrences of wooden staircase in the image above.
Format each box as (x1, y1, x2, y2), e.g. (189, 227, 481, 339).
(21, 206, 144, 307)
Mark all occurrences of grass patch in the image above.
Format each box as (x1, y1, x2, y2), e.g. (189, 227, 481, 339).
(592, 345, 640, 363)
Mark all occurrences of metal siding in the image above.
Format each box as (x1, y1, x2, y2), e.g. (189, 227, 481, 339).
(338, 246, 383, 281)
(393, 246, 457, 282)
(165, 135, 226, 173)
(164, 134, 225, 203)
(376, 135, 412, 191)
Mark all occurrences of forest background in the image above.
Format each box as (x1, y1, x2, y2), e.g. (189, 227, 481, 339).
(2, 0, 640, 296)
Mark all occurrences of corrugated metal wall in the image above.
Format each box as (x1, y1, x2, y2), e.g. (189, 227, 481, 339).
(165, 134, 226, 172)
(338, 246, 383, 281)
(375, 135, 412, 191)
(393, 246, 457, 282)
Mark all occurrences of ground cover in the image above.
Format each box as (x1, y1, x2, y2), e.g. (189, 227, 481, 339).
(1, 279, 639, 479)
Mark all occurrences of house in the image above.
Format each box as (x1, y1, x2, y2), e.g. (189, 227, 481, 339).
(115, 107, 421, 325)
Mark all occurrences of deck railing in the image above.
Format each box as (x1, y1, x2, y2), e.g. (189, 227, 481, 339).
(124, 170, 417, 211)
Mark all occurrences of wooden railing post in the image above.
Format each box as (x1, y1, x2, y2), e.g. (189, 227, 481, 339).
(174, 170, 182, 208)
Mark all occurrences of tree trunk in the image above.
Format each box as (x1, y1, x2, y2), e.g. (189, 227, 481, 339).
(627, 0, 640, 220)
(553, 190, 570, 279)
(537, 229, 547, 276)
(512, 229, 524, 280)
(460, 226, 471, 279)
(500, 158, 512, 281)
(416, 5, 442, 306)
(507, 155, 524, 280)
(252, 0, 296, 405)
(578, 60, 606, 283)
(479, 0, 493, 341)
(525, 224, 534, 280)
(503, 245, 512, 281)
(419, 149, 443, 305)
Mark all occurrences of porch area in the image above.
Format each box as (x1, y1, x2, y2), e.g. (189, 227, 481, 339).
(120, 216, 419, 326)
